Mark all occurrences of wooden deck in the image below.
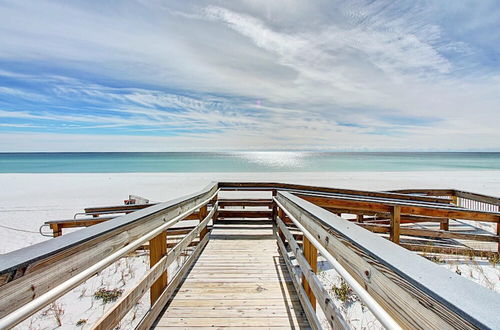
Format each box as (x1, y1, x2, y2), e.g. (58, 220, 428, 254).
(2, 183, 500, 329)
(153, 219, 311, 329)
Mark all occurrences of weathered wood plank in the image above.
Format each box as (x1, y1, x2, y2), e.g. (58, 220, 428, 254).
(156, 317, 310, 327)
(387, 189, 455, 197)
(155, 327, 308, 330)
(357, 223, 499, 243)
(218, 210, 272, 218)
(356, 223, 391, 233)
(45, 216, 116, 226)
(83, 203, 157, 214)
(401, 244, 498, 258)
(161, 308, 301, 318)
(218, 199, 273, 207)
(167, 299, 300, 308)
(401, 227, 499, 242)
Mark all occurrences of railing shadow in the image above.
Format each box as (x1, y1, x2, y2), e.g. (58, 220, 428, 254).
(272, 255, 309, 329)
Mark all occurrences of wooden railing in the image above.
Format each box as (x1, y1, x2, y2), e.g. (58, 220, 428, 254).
(388, 188, 500, 255)
(43, 197, 273, 237)
(0, 182, 219, 329)
(454, 190, 500, 212)
(389, 188, 500, 212)
(0, 182, 499, 329)
(94, 204, 217, 330)
(274, 191, 500, 329)
(219, 182, 450, 204)
(43, 212, 201, 237)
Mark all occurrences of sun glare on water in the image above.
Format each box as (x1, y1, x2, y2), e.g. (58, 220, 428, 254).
(236, 152, 307, 170)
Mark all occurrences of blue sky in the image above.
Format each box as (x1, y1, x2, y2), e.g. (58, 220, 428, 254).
(0, 0, 499, 151)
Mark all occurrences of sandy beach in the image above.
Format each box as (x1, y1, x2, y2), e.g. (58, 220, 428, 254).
(2, 170, 500, 253)
(1, 171, 499, 329)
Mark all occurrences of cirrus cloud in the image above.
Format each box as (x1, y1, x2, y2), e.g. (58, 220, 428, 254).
(0, 0, 499, 151)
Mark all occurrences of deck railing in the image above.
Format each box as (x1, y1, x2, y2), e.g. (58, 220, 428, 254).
(389, 188, 500, 255)
(0, 182, 499, 329)
(274, 191, 500, 329)
(0, 182, 219, 329)
(389, 188, 500, 212)
(454, 190, 500, 212)
(274, 197, 397, 329)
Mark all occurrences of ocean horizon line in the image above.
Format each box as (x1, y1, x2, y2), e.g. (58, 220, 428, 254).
(1, 151, 499, 173)
(1, 151, 500, 154)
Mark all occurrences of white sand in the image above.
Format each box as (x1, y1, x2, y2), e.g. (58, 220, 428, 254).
(2, 171, 499, 253)
(1, 171, 499, 329)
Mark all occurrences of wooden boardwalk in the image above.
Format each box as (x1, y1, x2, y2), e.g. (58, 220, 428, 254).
(2, 183, 500, 329)
(153, 219, 311, 329)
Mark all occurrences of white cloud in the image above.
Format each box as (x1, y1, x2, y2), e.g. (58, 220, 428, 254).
(0, 0, 499, 151)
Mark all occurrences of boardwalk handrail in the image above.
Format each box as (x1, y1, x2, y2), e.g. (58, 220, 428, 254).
(1, 182, 500, 329)
(293, 189, 500, 256)
(0, 182, 219, 328)
(93, 204, 218, 330)
(274, 197, 400, 329)
(454, 190, 500, 207)
(389, 188, 500, 203)
(275, 190, 500, 329)
(219, 182, 450, 203)
(389, 188, 500, 208)
(0, 201, 217, 329)
(293, 190, 500, 221)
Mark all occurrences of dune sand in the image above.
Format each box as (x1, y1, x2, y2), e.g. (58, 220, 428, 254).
(1, 171, 499, 328)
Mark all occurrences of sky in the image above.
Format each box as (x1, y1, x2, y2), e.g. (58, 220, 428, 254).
(0, 0, 499, 152)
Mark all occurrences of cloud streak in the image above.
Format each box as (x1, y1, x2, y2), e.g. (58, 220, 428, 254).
(0, 0, 499, 151)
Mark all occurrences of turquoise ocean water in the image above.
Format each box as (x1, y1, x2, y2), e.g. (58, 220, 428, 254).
(0, 152, 499, 173)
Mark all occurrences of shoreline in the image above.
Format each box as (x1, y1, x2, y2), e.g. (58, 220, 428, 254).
(1, 170, 500, 253)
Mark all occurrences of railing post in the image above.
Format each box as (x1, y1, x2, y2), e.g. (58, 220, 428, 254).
(497, 218, 500, 254)
(212, 193, 218, 222)
(277, 208, 286, 242)
(149, 231, 167, 304)
(199, 204, 209, 240)
(272, 190, 280, 240)
(50, 224, 61, 237)
(390, 206, 401, 244)
(272, 189, 277, 221)
(356, 214, 364, 223)
(442, 195, 458, 231)
(218, 191, 224, 210)
(302, 236, 317, 310)
(439, 219, 449, 231)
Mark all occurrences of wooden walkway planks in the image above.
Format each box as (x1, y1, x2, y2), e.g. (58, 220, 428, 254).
(153, 220, 311, 329)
